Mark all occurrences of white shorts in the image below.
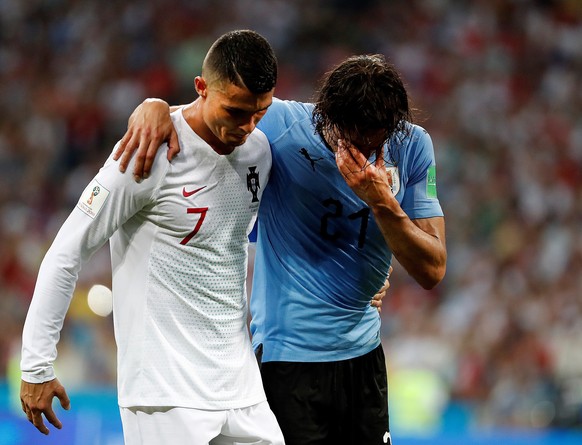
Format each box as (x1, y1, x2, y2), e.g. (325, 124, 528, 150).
(119, 402, 285, 445)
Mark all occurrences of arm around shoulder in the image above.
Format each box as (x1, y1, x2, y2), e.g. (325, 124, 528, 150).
(114, 98, 181, 179)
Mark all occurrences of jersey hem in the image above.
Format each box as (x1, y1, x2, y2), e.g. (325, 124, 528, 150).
(117, 394, 267, 411)
(259, 337, 381, 363)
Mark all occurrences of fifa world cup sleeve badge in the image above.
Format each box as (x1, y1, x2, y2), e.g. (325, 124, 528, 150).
(77, 179, 110, 218)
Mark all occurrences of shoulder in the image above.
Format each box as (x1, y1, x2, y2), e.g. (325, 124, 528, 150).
(386, 123, 437, 176)
(267, 97, 314, 116)
(99, 141, 170, 195)
(391, 123, 434, 158)
(258, 98, 314, 140)
(235, 128, 272, 167)
(246, 127, 270, 150)
(401, 123, 432, 146)
(231, 135, 272, 182)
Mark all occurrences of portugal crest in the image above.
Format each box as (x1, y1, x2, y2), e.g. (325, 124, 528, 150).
(247, 166, 260, 202)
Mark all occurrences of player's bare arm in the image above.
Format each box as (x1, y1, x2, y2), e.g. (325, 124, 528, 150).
(336, 139, 446, 289)
(20, 378, 70, 435)
(113, 98, 180, 180)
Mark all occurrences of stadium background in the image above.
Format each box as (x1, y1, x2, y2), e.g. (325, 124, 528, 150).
(1, 0, 582, 444)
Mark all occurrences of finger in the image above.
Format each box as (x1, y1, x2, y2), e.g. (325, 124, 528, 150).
(57, 386, 71, 411)
(343, 139, 364, 163)
(380, 270, 392, 292)
(22, 402, 33, 422)
(140, 139, 160, 179)
(370, 298, 383, 313)
(335, 140, 347, 173)
(341, 139, 369, 173)
(31, 409, 49, 435)
(119, 132, 141, 174)
(336, 140, 354, 171)
(337, 139, 355, 163)
(372, 287, 387, 304)
(114, 128, 134, 162)
(335, 139, 346, 159)
(167, 131, 181, 161)
(129, 131, 150, 181)
(43, 406, 63, 430)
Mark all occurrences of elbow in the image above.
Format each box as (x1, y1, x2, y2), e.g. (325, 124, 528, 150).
(418, 262, 447, 290)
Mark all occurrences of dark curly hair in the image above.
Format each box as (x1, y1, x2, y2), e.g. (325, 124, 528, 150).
(313, 54, 412, 158)
(203, 29, 278, 94)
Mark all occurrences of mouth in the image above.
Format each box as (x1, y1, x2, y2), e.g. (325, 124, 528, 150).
(231, 133, 249, 143)
(223, 133, 249, 148)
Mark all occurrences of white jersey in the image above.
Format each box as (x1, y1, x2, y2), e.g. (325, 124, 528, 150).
(21, 109, 272, 410)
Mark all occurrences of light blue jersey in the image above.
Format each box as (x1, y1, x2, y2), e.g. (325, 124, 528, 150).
(250, 98, 443, 362)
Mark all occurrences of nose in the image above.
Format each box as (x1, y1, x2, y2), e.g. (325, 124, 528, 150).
(239, 122, 255, 135)
(239, 116, 259, 135)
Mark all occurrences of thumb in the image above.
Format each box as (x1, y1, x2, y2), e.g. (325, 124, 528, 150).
(56, 387, 71, 411)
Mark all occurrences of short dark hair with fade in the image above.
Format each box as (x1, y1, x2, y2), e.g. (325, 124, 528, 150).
(203, 29, 278, 94)
(313, 54, 413, 150)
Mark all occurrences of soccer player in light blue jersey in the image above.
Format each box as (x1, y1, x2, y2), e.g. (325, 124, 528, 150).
(116, 52, 447, 445)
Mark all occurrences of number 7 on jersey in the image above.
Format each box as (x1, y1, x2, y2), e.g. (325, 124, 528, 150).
(180, 207, 209, 245)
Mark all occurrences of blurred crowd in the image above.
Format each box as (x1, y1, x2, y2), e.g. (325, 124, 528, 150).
(1, 0, 581, 435)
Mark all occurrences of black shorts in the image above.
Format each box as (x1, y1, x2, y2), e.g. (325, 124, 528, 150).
(258, 344, 391, 445)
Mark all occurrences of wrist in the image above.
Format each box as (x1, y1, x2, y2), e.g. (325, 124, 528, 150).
(144, 98, 169, 106)
(370, 199, 406, 221)
(21, 367, 56, 384)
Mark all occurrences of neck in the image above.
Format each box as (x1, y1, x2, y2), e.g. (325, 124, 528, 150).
(320, 128, 335, 153)
(182, 99, 234, 155)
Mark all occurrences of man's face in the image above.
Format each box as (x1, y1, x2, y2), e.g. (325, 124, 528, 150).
(197, 76, 273, 149)
(328, 127, 388, 159)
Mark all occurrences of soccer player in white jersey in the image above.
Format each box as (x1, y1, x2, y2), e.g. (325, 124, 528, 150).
(19, 30, 285, 445)
(115, 54, 447, 445)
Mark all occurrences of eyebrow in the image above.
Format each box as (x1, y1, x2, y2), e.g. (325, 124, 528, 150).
(225, 103, 271, 114)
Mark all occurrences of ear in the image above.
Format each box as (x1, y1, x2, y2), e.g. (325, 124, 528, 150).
(195, 76, 207, 98)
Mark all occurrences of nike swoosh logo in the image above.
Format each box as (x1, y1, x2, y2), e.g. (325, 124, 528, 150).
(182, 186, 206, 197)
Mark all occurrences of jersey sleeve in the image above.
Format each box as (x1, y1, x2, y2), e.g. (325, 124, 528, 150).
(20, 143, 168, 383)
(399, 126, 444, 219)
(257, 98, 314, 144)
(257, 98, 288, 142)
